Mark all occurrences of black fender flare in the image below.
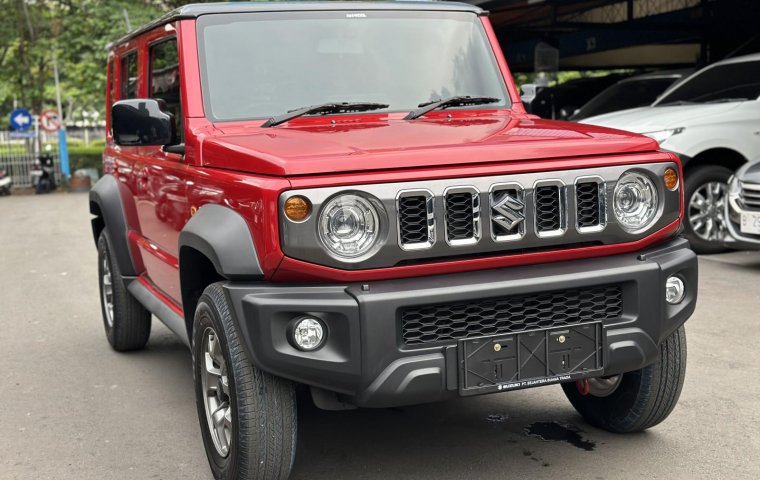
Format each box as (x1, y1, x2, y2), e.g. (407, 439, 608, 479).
(89, 175, 138, 277)
(178, 203, 264, 281)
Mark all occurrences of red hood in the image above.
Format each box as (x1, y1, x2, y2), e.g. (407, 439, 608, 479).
(200, 112, 658, 176)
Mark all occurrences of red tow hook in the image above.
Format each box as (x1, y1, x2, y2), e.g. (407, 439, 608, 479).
(576, 379, 590, 396)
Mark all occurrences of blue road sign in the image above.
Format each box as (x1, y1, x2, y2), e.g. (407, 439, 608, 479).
(10, 108, 33, 131)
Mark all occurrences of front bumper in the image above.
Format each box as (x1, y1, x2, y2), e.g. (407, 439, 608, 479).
(225, 237, 697, 408)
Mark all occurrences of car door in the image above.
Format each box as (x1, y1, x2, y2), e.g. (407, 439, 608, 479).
(132, 34, 189, 304)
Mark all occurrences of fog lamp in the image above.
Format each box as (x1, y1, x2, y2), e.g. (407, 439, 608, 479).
(665, 276, 685, 305)
(291, 317, 325, 351)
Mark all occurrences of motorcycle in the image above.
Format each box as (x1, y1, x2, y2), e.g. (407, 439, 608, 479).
(0, 168, 11, 195)
(30, 154, 56, 194)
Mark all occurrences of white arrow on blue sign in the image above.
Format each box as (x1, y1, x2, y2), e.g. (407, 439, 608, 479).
(10, 108, 33, 131)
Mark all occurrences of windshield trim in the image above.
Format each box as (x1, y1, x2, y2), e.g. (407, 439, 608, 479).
(195, 9, 510, 123)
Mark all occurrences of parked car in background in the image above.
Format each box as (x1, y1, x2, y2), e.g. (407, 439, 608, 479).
(569, 69, 692, 121)
(581, 53, 760, 253)
(725, 157, 760, 249)
(522, 73, 632, 120)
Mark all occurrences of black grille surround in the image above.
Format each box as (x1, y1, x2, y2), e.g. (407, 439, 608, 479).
(576, 181, 602, 228)
(401, 285, 623, 346)
(398, 195, 429, 244)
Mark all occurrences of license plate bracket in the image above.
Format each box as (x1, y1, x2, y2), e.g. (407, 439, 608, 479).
(458, 322, 604, 396)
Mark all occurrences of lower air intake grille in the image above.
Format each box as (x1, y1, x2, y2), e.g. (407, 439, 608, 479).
(401, 285, 623, 345)
(535, 185, 561, 232)
(576, 182, 601, 228)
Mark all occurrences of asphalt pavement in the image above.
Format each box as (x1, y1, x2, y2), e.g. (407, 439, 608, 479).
(1, 192, 759, 480)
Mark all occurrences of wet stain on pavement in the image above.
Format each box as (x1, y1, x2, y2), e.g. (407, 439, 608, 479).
(525, 422, 596, 451)
(485, 413, 507, 424)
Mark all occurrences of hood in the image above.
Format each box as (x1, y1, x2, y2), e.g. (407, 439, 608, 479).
(581, 103, 743, 133)
(200, 112, 658, 176)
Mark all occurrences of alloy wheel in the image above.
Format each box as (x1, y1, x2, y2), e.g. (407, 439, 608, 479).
(588, 375, 622, 398)
(101, 254, 114, 327)
(201, 327, 233, 458)
(688, 181, 728, 242)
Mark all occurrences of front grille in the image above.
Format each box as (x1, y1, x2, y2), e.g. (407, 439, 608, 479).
(741, 183, 760, 210)
(535, 185, 561, 232)
(398, 196, 429, 244)
(445, 192, 475, 241)
(576, 181, 602, 228)
(401, 285, 623, 345)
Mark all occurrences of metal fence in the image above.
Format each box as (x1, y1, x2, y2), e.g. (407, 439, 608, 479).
(0, 131, 61, 189)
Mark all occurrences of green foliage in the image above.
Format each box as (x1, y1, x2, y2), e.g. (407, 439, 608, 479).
(0, 0, 217, 122)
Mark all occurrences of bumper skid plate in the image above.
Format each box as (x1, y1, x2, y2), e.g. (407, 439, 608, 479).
(459, 322, 603, 396)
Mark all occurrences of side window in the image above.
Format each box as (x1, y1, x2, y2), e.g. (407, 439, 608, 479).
(120, 51, 138, 99)
(150, 38, 183, 142)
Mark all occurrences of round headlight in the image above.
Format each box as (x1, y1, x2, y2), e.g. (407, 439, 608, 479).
(318, 194, 380, 258)
(613, 172, 659, 233)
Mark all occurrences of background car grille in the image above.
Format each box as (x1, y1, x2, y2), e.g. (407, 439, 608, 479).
(398, 195, 429, 244)
(535, 185, 561, 232)
(576, 181, 602, 228)
(445, 192, 475, 240)
(740, 183, 760, 210)
(401, 285, 623, 345)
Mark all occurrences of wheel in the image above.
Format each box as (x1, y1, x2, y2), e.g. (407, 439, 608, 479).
(193, 283, 297, 480)
(562, 326, 687, 433)
(97, 229, 151, 351)
(684, 165, 732, 254)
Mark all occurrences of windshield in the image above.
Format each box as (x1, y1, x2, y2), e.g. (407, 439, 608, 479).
(196, 10, 510, 122)
(571, 77, 677, 120)
(654, 60, 760, 106)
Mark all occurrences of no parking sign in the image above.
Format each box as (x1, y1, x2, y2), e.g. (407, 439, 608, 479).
(40, 110, 61, 132)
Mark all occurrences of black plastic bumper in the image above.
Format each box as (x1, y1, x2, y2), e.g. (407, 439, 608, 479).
(225, 237, 697, 408)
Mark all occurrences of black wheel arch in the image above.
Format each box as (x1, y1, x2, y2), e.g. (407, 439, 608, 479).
(179, 204, 264, 339)
(683, 147, 747, 174)
(89, 175, 138, 277)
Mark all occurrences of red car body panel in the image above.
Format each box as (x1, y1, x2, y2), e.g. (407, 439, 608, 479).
(104, 15, 679, 307)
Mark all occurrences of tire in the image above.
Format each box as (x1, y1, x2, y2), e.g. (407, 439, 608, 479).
(97, 229, 151, 351)
(193, 283, 297, 480)
(684, 165, 732, 254)
(562, 326, 687, 433)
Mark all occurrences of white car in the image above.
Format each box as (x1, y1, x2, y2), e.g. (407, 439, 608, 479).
(581, 53, 760, 253)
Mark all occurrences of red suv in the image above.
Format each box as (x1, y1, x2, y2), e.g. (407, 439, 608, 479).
(91, 3, 697, 479)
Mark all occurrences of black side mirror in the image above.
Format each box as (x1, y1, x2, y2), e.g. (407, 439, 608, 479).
(520, 84, 543, 114)
(112, 99, 175, 147)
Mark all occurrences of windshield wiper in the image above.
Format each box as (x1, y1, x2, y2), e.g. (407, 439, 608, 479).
(261, 102, 389, 127)
(404, 96, 501, 120)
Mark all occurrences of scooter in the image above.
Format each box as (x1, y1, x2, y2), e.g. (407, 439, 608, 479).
(30, 154, 56, 194)
(0, 168, 11, 195)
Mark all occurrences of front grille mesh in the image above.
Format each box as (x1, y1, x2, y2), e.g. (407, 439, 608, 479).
(576, 182, 601, 228)
(535, 186, 561, 232)
(445, 192, 474, 240)
(741, 184, 760, 210)
(401, 285, 622, 345)
(398, 196, 429, 244)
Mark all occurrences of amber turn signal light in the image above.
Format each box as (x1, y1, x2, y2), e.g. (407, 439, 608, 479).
(284, 195, 312, 221)
(664, 168, 679, 191)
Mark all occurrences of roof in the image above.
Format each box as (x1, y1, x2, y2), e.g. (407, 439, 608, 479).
(110, 1, 484, 49)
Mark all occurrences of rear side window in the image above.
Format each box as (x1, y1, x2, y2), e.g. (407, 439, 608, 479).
(120, 51, 138, 99)
(657, 61, 760, 105)
(150, 38, 183, 141)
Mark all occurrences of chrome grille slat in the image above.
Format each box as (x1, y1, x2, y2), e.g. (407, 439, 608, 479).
(740, 182, 760, 211)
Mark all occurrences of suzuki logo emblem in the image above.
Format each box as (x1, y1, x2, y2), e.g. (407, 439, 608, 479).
(492, 190, 525, 231)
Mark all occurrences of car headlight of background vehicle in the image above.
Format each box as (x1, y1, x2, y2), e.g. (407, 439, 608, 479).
(642, 127, 685, 144)
(318, 193, 380, 258)
(613, 171, 660, 233)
